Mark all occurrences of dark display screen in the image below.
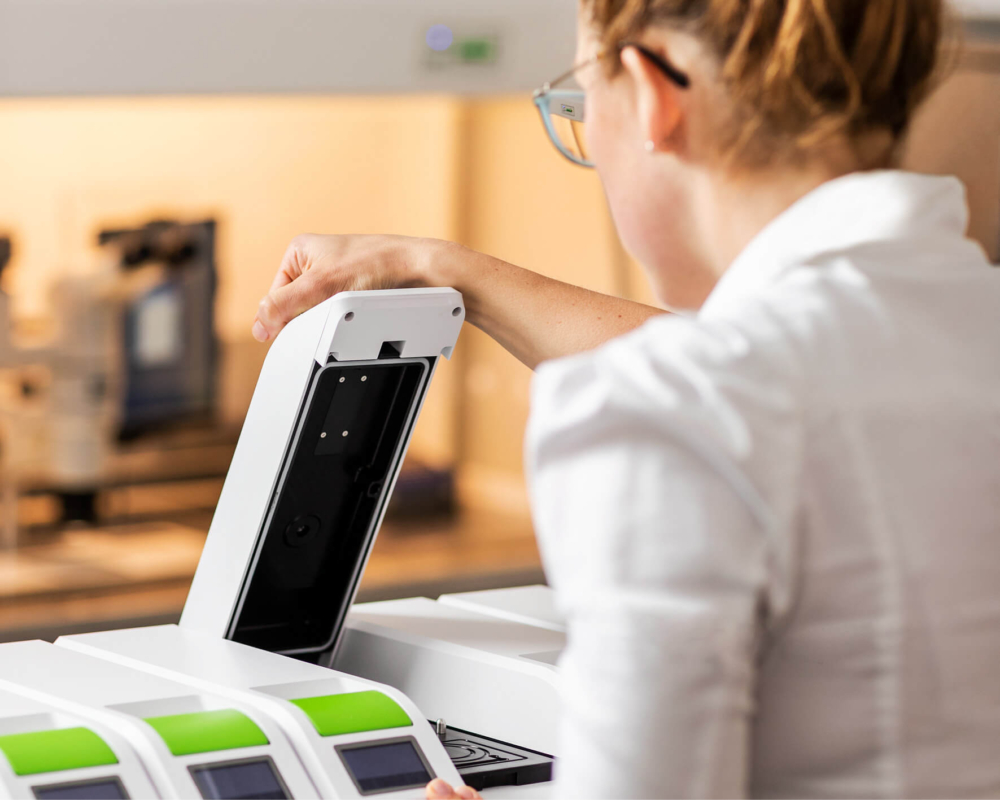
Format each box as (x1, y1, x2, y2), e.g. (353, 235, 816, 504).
(33, 778, 128, 799)
(338, 739, 433, 795)
(189, 758, 289, 800)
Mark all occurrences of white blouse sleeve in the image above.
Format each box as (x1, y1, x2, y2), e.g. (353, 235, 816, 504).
(526, 316, 801, 799)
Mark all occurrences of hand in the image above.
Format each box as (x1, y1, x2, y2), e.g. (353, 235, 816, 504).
(252, 233, 448, 343)
(425, 778, 482, 799)
(253, 231, 663, 370)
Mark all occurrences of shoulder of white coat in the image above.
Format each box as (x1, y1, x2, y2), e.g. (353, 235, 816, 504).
(526, 313, 803, 618)
(528, 310, 804, 470)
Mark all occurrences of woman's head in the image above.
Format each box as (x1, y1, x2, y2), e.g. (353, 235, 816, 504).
(574, 0, 945, 308)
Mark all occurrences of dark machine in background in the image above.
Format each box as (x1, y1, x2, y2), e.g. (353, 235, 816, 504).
(99, 220, 218, 440)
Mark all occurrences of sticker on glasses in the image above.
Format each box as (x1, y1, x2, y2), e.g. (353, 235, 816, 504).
(561, 105, 577, 116)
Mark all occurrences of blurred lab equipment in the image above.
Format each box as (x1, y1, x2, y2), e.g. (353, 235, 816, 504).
(0, 220, 219, 545)
(101, 220, 218, 440)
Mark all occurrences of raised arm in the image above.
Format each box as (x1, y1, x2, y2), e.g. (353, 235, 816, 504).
(251, 234, 663, 370)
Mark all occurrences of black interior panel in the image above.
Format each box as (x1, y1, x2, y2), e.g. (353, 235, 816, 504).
(230, 358, 428, 653)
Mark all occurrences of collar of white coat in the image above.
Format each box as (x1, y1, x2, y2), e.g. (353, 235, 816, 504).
(699, 169, 969, 319)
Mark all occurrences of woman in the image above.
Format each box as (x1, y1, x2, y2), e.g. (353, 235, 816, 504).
(253, 0, 1000, 796)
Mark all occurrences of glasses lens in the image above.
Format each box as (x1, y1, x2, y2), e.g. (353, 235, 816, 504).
(543, 88, 591, 166)
(550, 115, 589, 165)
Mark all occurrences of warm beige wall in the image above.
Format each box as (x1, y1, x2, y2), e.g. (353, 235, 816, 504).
(0, 95, 469, 467)
(0, 94, 636, 509)
(0, 95, 464, 332)
(453, 97, 649, 512)
(903, 53, 1000, 262)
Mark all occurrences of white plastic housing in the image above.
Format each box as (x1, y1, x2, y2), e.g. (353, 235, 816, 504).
(438, 586, 565, 633)
(334, 596, 564, 756)
(0, 641, 317, 799)
(181, 288, 464, 647)
(0, 686, 158, 800)
(58, 625, 463, 799)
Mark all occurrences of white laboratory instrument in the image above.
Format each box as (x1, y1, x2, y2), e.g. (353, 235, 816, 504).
(438, 586, 565, 633)
(23, 288, 496, 797)
(5, 288, 559, 795)
(181, 288, 465, 653)
(62, 288, 552, 792)
(0, 640, 316, 799)
(0, 684, 157, 800)
(335, 587, 565, 757)
(58, 625, 463, 798)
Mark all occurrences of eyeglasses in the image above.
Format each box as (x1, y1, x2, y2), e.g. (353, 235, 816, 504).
(532, 43, 691, 169)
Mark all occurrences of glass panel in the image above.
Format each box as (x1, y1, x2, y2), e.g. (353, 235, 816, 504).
(549, 115, 589, 164)
(33, 778, 128, 800)
(337, 739, 432, 795)
(189, 758, 289, 800)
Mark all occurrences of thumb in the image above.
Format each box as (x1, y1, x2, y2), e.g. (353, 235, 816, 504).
(252, 273, 327, 342)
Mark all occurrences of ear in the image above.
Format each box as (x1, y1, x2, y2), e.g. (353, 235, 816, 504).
(620, 45, 685, 155)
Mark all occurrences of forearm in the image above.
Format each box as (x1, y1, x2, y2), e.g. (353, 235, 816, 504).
(425, 241, 664, 369)
(253, 233, 664, 364)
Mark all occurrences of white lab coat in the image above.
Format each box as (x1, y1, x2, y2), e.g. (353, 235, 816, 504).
(526, 171, 1000, 798)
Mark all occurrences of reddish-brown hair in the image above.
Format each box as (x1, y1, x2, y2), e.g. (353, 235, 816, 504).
(584, 0, 946, 166)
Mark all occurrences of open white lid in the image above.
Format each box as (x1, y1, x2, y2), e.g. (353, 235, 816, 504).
(181, 289, 464, 659)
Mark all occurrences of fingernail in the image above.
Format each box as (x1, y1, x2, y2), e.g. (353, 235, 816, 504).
(457, 787, 478, 799)
(429, 779, 452, 797)
(252, 320, 269, 342)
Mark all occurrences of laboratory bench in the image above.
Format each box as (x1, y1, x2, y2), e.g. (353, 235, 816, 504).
(0, 508, 544, 645)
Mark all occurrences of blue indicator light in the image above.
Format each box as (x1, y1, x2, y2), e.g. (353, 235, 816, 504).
(426, 24, 454, 52)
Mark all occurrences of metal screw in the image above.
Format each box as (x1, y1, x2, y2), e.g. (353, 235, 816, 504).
(320, 432, 327, 439)
(342, 430, 349, 437)
(361, 376, 367, 382)
(339, 376, 345, 383)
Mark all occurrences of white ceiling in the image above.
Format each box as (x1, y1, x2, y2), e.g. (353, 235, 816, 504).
(0, 0, 578, 96)
(0, 0, 993, 98)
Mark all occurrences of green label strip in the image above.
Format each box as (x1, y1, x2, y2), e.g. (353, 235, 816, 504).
(0, 727, 118, 776)
(144, 709, 268, 756)
(290, 690, 411, 737)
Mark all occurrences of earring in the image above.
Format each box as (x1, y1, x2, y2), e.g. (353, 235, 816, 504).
(644, 140, 656, 153)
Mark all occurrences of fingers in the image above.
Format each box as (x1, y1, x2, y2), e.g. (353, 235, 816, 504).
(425, 779, 482, 799)
(426, 779, 454, 798)
(253, 271, 324, 342)
(253, 232, 428, 343)
(252, 236, 321, 342)
(270, 236, 312, 295)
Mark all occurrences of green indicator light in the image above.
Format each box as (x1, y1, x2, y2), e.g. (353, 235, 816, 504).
(0, 727, 118, 776)
(291, 691, 412, 737)
(458, 38, 495, 63)
(144, 709, 268, 756)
